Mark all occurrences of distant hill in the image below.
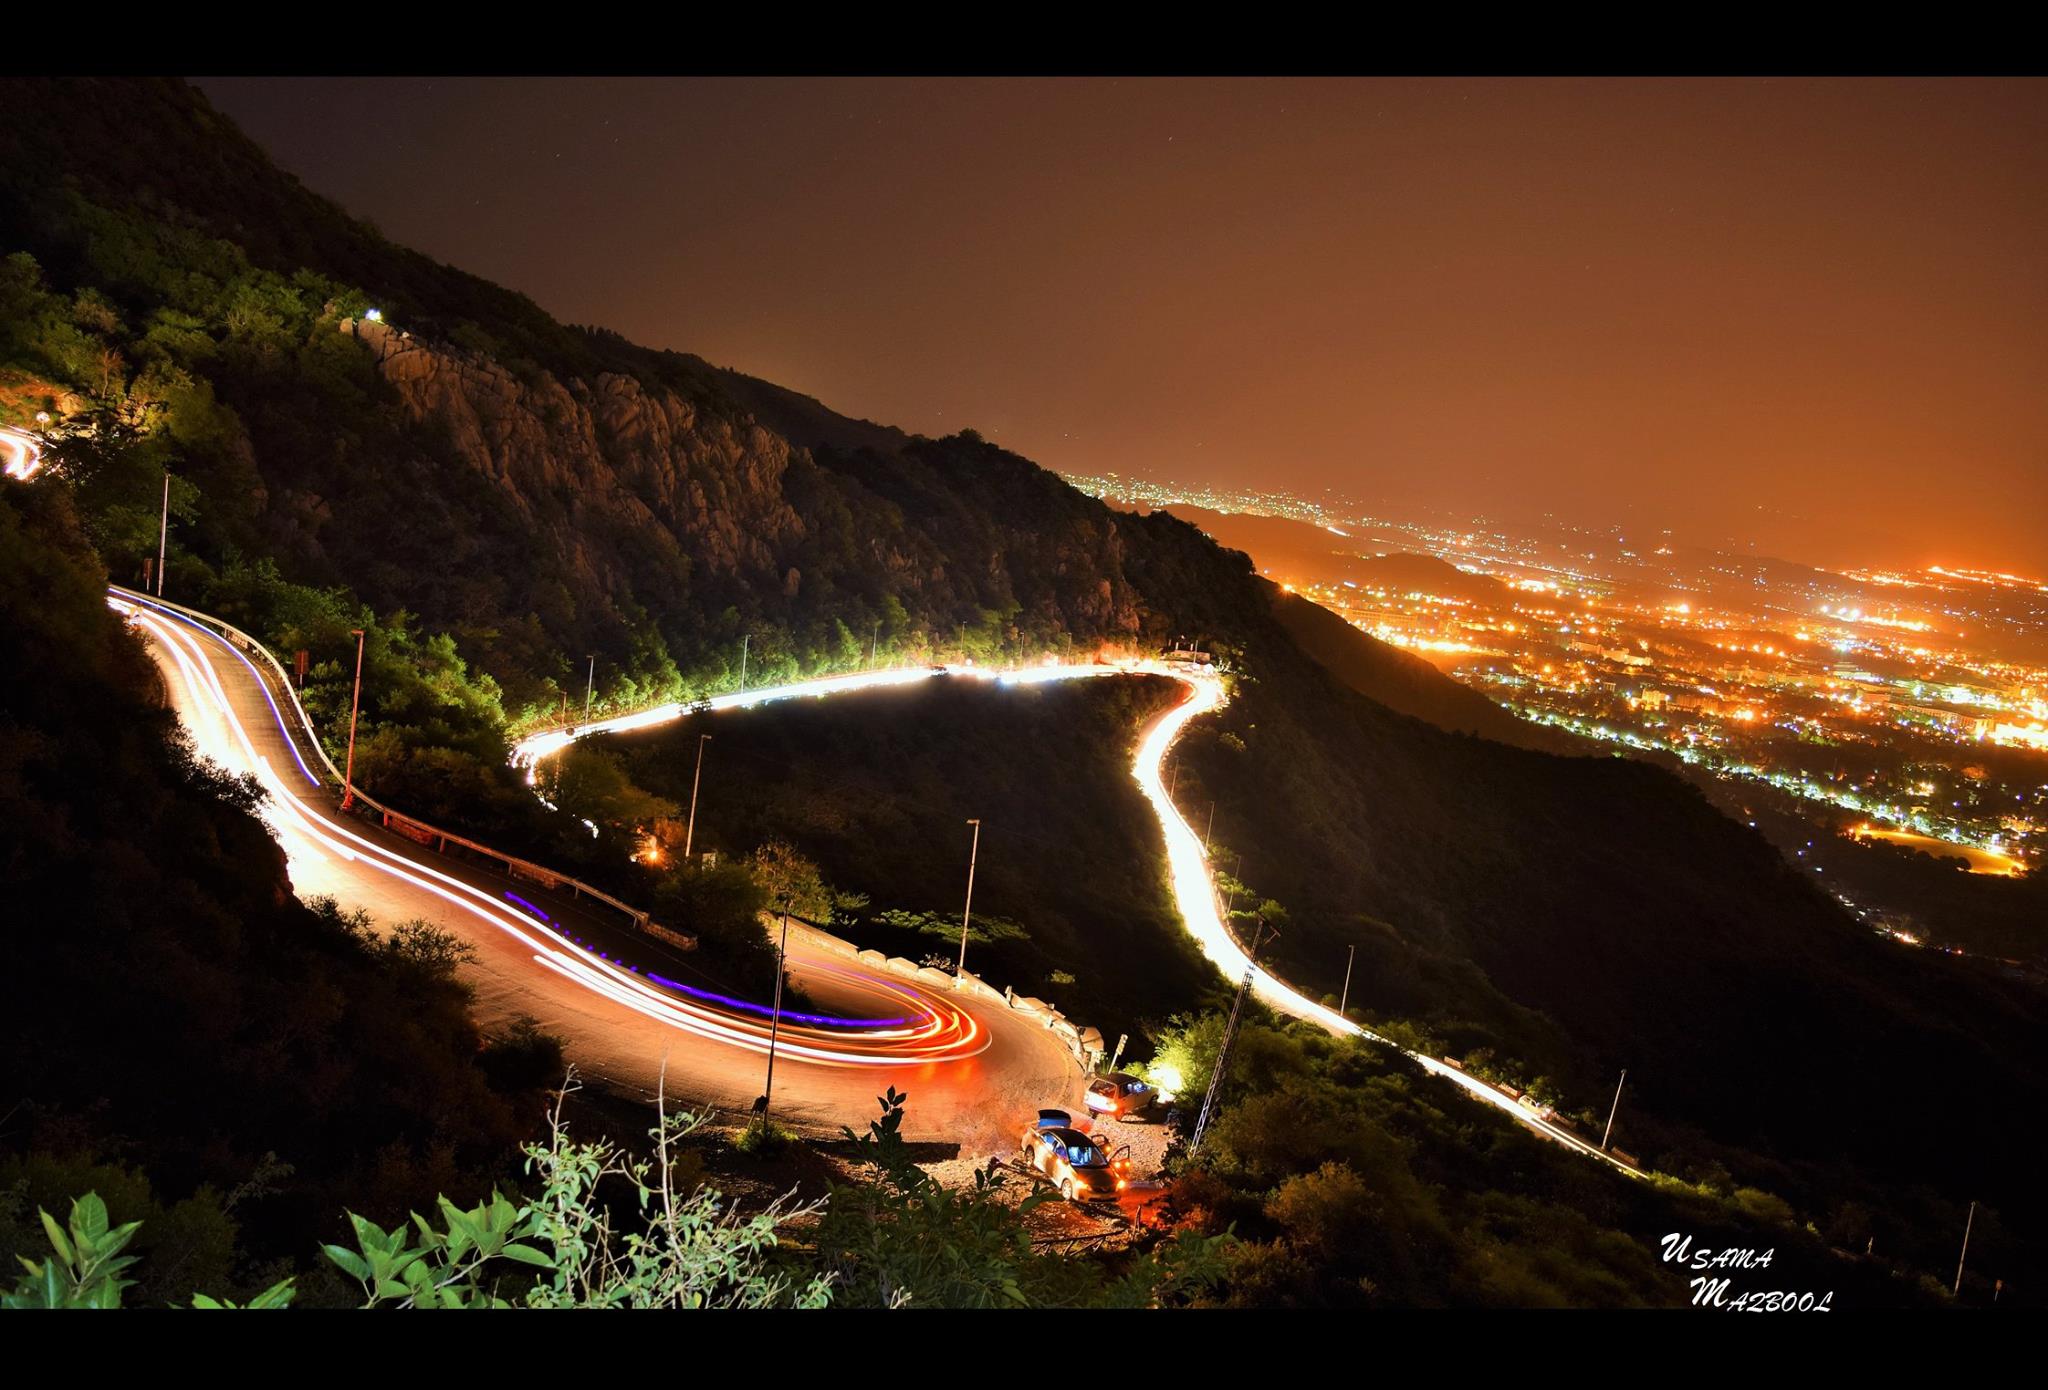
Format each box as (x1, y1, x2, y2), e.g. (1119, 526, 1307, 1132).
(1157, 503, 1510, 603)
(1349, 550, 1511, 605)
(1144, 503, 1551, 749)
(1269, 585, 1566, 753)
(1152, 503, 1364, 578)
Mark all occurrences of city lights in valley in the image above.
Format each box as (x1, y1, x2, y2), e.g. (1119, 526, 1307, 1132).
(1065, 469, 2047, 885)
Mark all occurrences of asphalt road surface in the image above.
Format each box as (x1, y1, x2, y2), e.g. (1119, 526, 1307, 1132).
(115, 591, 1078, 1148)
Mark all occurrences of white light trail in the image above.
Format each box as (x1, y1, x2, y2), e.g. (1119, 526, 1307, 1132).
(1127, 675, 1646, 1175)
(132, 585, 1646, 1171)
(527, 650, 1644, 1175)
(114, 597, 991, 1068)
(1, 426, 44, 481)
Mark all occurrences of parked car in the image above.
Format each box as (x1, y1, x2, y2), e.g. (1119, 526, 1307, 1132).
(1084, 1072, 1162, 1121)
(1020, 1110, 1125, 1203)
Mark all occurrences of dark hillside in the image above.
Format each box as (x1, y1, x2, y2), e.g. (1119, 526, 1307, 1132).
(1269, 585, 1566, 752)
(607, 673, 1223, 1042)
(0, 483, 544, 1288)
(1173, 627, 2048, 1249)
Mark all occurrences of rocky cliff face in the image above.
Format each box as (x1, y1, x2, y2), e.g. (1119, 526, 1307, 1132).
(333, 316, 1152, 661)
(349, 317, 809, 602)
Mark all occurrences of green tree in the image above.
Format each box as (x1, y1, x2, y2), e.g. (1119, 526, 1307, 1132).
(748, 839, 837, 920)
(539, 745, 678, 833)
(4, 1193, 291, 1310)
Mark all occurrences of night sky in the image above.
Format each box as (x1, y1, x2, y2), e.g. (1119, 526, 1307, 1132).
(196, 77, 2048, 572)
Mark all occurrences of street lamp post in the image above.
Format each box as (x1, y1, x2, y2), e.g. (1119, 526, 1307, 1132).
(684, 733, 711, 859)
(757, 901, 792, 1123)
(1339, 944, 1356, 1018)
(739, 634, 749, 694)
(156, 470, 170, 597)
(583, 654, 595, 724)
(1602, 1068, 1629, 1151)
(955, 818, 982, 981)
(340, 628, 367, 811)
(870, 619, 881, 669)
(1954, 1200, 1977, 1298)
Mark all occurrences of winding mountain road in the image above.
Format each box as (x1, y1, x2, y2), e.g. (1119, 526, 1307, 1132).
(519, 649, 1645, 1177)
(111, 578, 1640, 1175)
(112, 588, 1075, 1148)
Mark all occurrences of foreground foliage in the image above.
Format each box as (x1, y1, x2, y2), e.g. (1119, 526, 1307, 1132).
(4, 1193, 292, 1310)
(7, 1085, 1231, 1310)
(9, 1077, 829, 1310)
(321, 1078, 830, 1309)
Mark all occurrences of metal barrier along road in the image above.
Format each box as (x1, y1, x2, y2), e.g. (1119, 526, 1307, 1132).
(108, 584, 688, 949)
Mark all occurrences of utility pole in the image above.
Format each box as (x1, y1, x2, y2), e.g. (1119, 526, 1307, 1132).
(870, 620, 881, 668)
(739, 634, 749, 694)
(756, 902, 792, 1124)
(156, 470, 170, 596)
(1339, 944, 1356, 1018)
(1191, 917, 1276, 1154)
(340, 629, 366, 811)
(1602, 1068, 1628, 1151)
(1954, 1200, 1976, 1298)
(1169, 761, 1180, 799)
(684, 734, 711, 859)
(955, 818, 982, 980)
(583, 654, 595, 724)
(1205, 802, 1217, 854)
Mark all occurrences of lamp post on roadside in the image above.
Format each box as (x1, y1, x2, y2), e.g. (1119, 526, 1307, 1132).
(1954, 1200, 1977, 1298)
(1602, 1068, 1628, 1151)
(871, 620, 881, 669)
(757, 897, 792, 1124)
(684, 733, 711, 859)
(955, 818, 982, 981)
(340, 628, 367, 811)
(583, 654, 595, 724)
(739, 634, 749, 694)
(156, 470, 170, 596)
(1339, 944, 1355, 1019)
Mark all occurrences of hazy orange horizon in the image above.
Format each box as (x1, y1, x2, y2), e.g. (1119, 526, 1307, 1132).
(198, 76, 2048, 575)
